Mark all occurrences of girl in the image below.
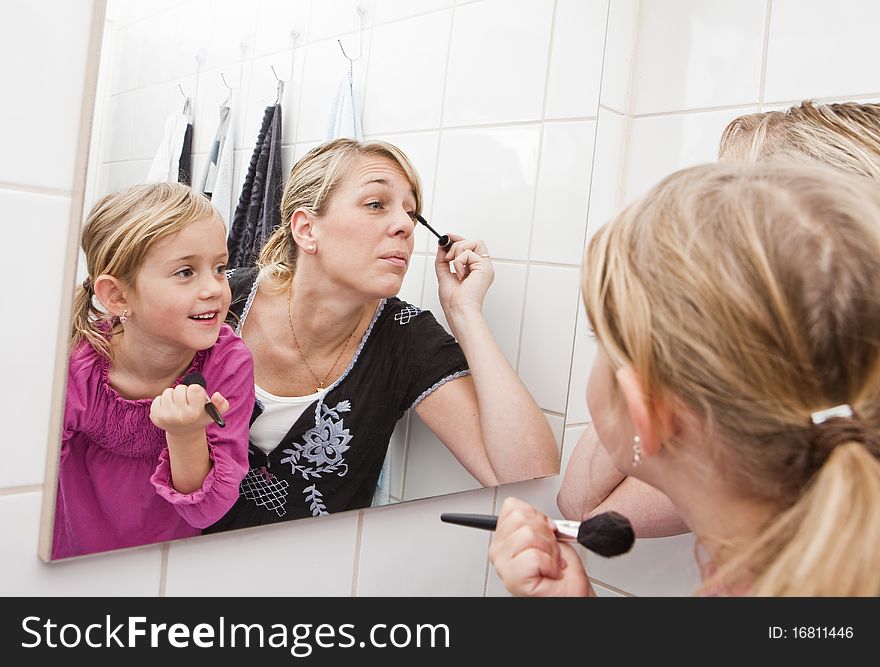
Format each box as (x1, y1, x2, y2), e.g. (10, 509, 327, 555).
(558, 100, 880, 538)
(491, 162, 880, 596)
(53, 183, 254, 559)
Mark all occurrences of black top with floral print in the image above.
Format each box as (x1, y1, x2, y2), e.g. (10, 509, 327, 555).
(205, 267, 469, 532)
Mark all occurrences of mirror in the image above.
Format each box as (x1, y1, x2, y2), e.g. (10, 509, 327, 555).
(42, 0, 609, 560)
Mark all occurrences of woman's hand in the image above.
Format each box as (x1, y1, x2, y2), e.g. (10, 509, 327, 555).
(489, 497, 593, 597)
(150, 384, 229, 436)
(434, 234, 495, 319)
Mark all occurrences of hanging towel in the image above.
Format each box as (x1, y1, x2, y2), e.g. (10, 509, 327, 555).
(198, 97, 235, 231)
(147, 97, 193, 184)
(227, 103, 283, 271)
(325, 70, 363, 141)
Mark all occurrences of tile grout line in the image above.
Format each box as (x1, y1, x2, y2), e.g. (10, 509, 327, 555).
(0, 182, 72, 198)
(350, 510, 365, 597)
(758, 0, 773, 109)
(0, 484, 43, 496)
(158, 543, 169, 597)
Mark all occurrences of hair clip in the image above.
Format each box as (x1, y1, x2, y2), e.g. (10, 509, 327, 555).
(810, 404, 853, 425)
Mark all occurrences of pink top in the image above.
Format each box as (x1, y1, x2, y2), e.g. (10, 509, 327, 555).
(52, 324, 254, 559)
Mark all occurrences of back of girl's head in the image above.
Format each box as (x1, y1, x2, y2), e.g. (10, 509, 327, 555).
(72, 182, 219, 357)
(258, 138, 423, 287)
(719, 100, 880, 181)
(583, 162, 880, 595)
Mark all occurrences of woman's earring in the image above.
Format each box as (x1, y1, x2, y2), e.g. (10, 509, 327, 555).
(308, 244, 315, 252)
(119, 309, 128, 324)
(632, 435, 643, 467)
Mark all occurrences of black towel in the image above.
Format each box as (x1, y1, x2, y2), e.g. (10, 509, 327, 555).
(177, 121, 193, 186)
(227, 103, 283, 270)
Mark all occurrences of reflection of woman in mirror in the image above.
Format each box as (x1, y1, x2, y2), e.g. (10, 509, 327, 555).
(491, 162, 880, 596)
(54, 184, 254, 559)
(558, 100, 880, 539)
(206, 139, 558, 531)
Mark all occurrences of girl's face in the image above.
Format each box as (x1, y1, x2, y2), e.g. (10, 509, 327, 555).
(311, 156, 417, 299)
(124, 216, 231, 353)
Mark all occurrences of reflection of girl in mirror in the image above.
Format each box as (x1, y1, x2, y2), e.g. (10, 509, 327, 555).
(54, 183, 254, 559)
(206, 139, 558, 532)
(491, 162, 880, 596)
(559, 100, 880, 539)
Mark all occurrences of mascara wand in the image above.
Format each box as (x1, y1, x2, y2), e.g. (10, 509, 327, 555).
(414, 213, 453, 251)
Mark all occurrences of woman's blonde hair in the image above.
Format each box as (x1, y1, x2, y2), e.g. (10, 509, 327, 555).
(72, 182, 220, 358)
(719, 100, 880, 181)
(258, 138, 423, 287)
(583, 162, 880, 596)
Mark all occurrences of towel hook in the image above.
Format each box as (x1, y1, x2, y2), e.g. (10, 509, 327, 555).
(269, 29, 299, 105)
(270, 64, 290, 104)
(337, 5, 366, 77)
(220, 72, 240, 91)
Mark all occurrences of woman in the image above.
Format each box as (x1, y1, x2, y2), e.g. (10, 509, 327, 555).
(491, 162, 880, 596)
(207, 138, 558, 529)
(557, 100, 880, 538)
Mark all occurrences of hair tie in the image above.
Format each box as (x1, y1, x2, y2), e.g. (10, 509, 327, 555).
(808, 404, 880, 469)
(81, 277, 93, 293)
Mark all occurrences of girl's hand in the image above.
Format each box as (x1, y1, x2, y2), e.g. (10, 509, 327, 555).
(150, 383, 229, 437)
(435, 234, 495, 318)
(489, 497, 593, 597)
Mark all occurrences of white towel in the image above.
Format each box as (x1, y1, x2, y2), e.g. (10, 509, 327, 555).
(147, 98, 193, 183)
(325, 71, 363, 141)
(198, 98, 235, 231)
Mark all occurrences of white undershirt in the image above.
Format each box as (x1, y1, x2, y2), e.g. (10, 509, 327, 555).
(250, 384, 327, 455)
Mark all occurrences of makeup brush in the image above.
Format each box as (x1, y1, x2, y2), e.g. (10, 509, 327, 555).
(414, 213, 453, 251)
(181, 372, 225, 428)
(440, 511, 635, 558)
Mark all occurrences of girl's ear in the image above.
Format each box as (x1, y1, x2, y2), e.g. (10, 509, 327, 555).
(92, 275, 128, 317)
(291, 209, 317, 253)
(614, 366, 675, 459)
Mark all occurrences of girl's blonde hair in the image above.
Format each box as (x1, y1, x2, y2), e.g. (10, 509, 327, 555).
(583, 162, 880, 596)
(258, 138, 423, 287)
(72, 182, 220, 358)
(719, 100, 880, 181)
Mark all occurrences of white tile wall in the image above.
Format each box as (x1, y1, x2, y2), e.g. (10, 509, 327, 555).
(433, 125, 542, 261)
(632, 0, 766, 114)
(362, 11, 453, 135)
(1, 492, 163, 595)
(624, 106, 757, 203)
(0, 1, 93, 191)
(517, 265, 581, 414)
(530, 120, 596, 265)
(0, 191, 72, 488)
(164, 510, 360, 596)
(375, 0, 454, 25)
(442, 0, 554, 126)
(544, 0, 607, 120)
(253, 0, 311, 57)
(764, 0, 880, 103)
(356, 488, 494, 596)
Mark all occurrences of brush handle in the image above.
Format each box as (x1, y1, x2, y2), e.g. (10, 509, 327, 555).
(440, 513, 497, 531)
(437, 235, 453, 251)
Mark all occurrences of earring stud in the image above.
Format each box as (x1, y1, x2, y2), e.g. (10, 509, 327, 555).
(632, 435, 643, 467)
(119, 309, 128, 324)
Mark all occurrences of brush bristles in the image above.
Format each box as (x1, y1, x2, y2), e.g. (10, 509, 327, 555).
(577, 511, 635, 557)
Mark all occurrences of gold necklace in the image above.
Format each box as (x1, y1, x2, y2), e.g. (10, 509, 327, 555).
(287, 283, 360, 392)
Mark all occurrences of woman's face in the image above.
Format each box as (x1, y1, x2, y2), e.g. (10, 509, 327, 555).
(587, 345, 635, 474)
(312, 156, 417, 299)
